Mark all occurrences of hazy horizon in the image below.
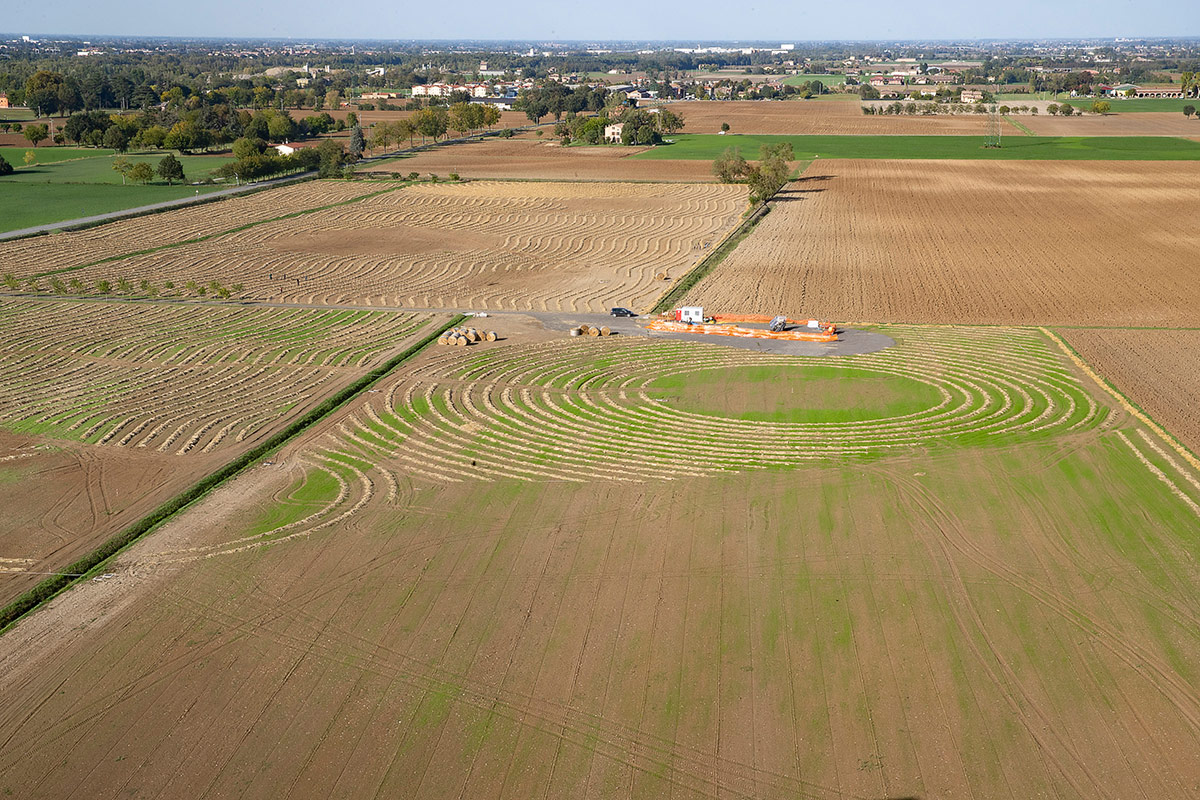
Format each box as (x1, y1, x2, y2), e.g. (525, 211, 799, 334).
(9, 0, 1199, 45)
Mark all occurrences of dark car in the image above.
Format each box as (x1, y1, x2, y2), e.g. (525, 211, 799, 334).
(610, 307, 637, 317)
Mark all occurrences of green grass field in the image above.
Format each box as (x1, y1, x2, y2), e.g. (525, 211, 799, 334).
(648, 363, 943, 424)
(0, 149, 235, 231)
(0, 146, 115, 166)
(5, 151, 233, 185)
(0, 183, 229, 231)
(637, 133, 1200, 160)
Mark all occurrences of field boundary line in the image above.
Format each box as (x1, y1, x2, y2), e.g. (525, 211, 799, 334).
(1040, 326, 1200, 475)
(0, 313, 465, 635)
(27, 181, 414, 279)
(1003, 116, 1035, 136)
(649, 201, 768, 313)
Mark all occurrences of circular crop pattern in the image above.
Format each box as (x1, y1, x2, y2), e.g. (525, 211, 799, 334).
(328, 325, 1105, 484)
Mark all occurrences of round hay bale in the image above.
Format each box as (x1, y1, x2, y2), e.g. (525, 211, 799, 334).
(437, 335, 449, 346)
(486, 331, 497, 342)
(470, 329, 481, 342)
(578, 324, 590, 334)
(600, 326, 611, 336)
(655, 273, 667, 281)
(588, 326, 601, 337)
(570, 327, 582, 337)
(455, 336, 469, 347)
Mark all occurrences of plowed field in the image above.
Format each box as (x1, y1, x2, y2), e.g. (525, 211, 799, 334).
(685, 159, 1200, 326)
(1061, 328, 1200, 454)
(56, 181, 746, 312)
(0, 297, 436, 604)
(672, 99, 988, 135)
(4, 323, 1200, 798)
(0, 180, 390, 274)
(362, 136, 718, 181)
(1023, 112, 1200, 136)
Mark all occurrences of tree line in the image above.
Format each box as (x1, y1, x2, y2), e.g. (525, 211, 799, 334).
(712, 143, 795, 204)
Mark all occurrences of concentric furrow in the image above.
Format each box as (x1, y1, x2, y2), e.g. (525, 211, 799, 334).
(0, 298, 431, 454)
(57, 182, 746, 313)
(327, 326, 1103, 484)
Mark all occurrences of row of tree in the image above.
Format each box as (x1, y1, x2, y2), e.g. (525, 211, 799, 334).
(111, 154, 185, 185)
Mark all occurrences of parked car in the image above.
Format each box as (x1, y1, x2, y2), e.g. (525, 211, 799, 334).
(610, 307, 637, 317)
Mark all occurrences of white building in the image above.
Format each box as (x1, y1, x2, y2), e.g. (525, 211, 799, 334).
(603, 123, 624, 143)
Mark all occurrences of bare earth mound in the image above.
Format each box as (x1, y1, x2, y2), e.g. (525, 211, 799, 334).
(1062, 328, 1200, 454)
(672, 99, 988, 135)
(362, 136, 718, 181)
(685, 159, 1200, 327)
(52, 181, 746, 312)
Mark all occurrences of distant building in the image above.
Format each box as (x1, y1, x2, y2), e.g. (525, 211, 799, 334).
(603, 123, 624, 143)
(960, 89, 984, 103)
(274, 142, 317, 156)
(0, 94, 8, 109)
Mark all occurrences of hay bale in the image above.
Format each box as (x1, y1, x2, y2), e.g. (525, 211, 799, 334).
(486, 331, 497, 342)
(600, 326, 611, 336)
(655, 272, 667, 281)
(455, 336, 469, 347)
(588, 326, 601, 337)
(570, 327, 582, 337)
(578, 324, 590, 334)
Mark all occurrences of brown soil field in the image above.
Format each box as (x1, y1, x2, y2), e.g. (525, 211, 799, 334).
(670, 99, 988, 135)
(1061, 328, 1200, 455)
(0, 298, 436, 602)
(0, 429, 216, 604)
(3, 324, 1200, 798)
(1023, 112, 1200, 136)
(361, 136, 718, 181)
(0, 179, 389, 274)
(51, 181, 746, 312)
(685, 159, 1200, 327)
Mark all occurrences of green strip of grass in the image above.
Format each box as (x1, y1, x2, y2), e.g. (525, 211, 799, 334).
(633, 134, 1200, 161)
(0, 314, 464, 634)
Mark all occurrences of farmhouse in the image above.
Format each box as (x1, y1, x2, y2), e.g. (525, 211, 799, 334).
(274, 142, 317, 156)
(960, 89, 984, 103)
(604, 123, 624, 143)
(0, 93, 8, 109)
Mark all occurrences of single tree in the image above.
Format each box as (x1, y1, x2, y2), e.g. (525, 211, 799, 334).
(712, 147, 749, 183)
(1091, 100, 1111, 115)
(24, 124, 49, 147)
(720, 122, 731, 132)
(23, 151, 35, 166)
(0, 154, 12, 177)
(1184, 105, 1196, 119)
(157, 154, 185, 185)
(103, 125, 129, 152)
(112, 156, 131, 184)
(128, 161, 155, 184)
(349, 124, 365, 158)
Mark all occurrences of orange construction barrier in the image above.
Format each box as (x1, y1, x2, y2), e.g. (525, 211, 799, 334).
(646, 319, 838, 342)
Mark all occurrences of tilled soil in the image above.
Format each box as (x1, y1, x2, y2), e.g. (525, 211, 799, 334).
(672, 99, 989, 135)
(1061, 327, 1200, 454)
(685, 159, 1200, 327)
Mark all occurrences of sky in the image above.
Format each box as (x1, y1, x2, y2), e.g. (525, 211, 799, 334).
(11, 0, 1198, 42)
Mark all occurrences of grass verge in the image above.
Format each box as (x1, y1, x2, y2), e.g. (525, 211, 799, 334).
(651, 201, 770, 313)
(0, 314, 465, 634)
